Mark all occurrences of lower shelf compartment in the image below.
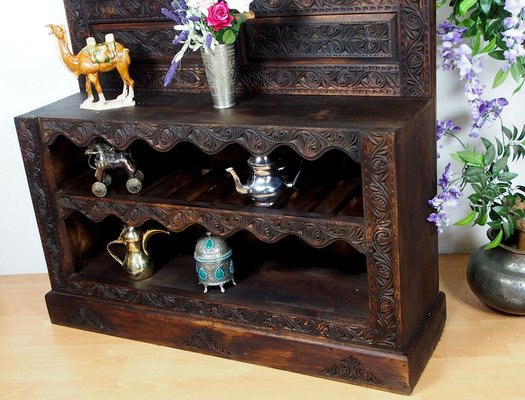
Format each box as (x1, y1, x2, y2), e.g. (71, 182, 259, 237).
(45, 290, 446, 394)
(71, 232, 371, 331)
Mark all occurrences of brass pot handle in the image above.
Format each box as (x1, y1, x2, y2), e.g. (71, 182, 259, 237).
(107, 239, 125, 266)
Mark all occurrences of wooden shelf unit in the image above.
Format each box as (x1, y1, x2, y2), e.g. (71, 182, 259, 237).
(16, 0, 443, 394)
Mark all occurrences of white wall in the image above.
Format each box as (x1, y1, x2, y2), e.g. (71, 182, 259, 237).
(0, 2, 77, 275)
(0, 3, 523, 274)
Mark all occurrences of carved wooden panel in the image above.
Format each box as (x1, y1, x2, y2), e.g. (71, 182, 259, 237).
(64, 276, 389, 347)
(244, 15, 397, 60)
(361, 131, 399, 346)
(56, 194, 367, 252)
(251, 0, 399, 16)
(39, 119, 362, 162)
(322, 355, 386, 386)
(15, 118, 70, 290)
(82, 0, 172, 22)
(62, 0, 433, 97)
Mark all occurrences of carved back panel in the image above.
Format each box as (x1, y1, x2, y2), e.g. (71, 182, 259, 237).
(63, 0, 434, 97)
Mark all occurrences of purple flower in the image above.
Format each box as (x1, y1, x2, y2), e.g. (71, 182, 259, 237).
(173, 30, 189, 45)
(164, 60, 180, 87)
(438, 162, 452, 189)
(161, 7, 182, 24)
(436, 120, 460, 140)
(205, 33, 213, 48)
(427, 162, 463, 234)
(470, 97, 509, 136)
(427, 210, 450, 234)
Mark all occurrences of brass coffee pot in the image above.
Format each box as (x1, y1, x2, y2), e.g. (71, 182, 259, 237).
(107, 225, 169, 280)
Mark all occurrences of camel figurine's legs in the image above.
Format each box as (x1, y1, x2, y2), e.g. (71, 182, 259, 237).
(91, 74, 107, 107)
(116, 64, 135, 104)
(81, 77, 95, 107)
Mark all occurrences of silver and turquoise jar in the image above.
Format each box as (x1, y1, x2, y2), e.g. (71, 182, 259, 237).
(194, 232, 236, 293)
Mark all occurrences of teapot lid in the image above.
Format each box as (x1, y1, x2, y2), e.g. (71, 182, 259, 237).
(247, 155, 274, 167)
(194, 232, 232, 262)
(120, 226, 141, 242)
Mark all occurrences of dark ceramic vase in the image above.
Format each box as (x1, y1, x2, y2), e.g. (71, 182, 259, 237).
(467, 242, 525, 315)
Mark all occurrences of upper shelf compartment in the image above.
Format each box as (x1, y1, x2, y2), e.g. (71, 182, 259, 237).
(34, 93, 432, 162)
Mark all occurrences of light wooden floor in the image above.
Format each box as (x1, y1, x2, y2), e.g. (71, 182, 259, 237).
(1, 253, 524, 400)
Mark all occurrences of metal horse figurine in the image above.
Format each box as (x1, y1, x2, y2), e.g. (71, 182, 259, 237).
(85, 141, 143, 197)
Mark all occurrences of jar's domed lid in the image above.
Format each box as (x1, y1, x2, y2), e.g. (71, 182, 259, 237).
(194, 232, 232, 262)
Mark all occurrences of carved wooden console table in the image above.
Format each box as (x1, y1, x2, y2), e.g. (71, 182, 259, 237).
(16, 0, 443, 394)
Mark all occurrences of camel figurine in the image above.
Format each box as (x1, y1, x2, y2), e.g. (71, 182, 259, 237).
(47, 24, 135, 110)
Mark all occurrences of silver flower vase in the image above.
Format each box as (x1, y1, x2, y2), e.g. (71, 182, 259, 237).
(201, 44, 236, 109)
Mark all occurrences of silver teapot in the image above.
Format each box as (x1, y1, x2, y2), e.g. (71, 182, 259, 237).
(107, 225, 169, 280)
(226, 155, 301, 206)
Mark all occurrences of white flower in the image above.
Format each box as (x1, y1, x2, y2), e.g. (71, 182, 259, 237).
(187, 0, 215, 8)
(187, 0, 215, 15)
(504, 0, 525, 17)
(226, 0, 253, 13)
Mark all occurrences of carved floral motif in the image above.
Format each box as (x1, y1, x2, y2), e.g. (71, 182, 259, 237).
(40, 119, 362, 162)
(240, 65, 400, 96)
(400, 0, 431, 96)
(15, 118, 67, 290)
(245, 20, 394, 59)
(65, 277, 380, 346)
(183, 328, 234, 355)
(361, 132, 398, 347)
(63, 307, 112, 332)
(63, 0, 430, 97)
(322, 355, 386, 387)
(251, 0, 398, 16)
(56, 194, 367, 252)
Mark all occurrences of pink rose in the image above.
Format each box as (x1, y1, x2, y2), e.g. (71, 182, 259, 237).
(206, 2, 234, 31)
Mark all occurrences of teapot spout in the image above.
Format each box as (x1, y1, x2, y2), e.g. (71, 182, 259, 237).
(226, 167, 249, 195)
(142, 229, 170, 256)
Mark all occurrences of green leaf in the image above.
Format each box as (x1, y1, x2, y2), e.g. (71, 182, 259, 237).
(493, 68, 510, 88)
(222, 29, 236, 44)
(471, 32, 482, 55)
(484, 144, 496, 166)
(496, 137, 504, 155)
(492, 205, 508, 217)
(518, 125, 525, 141)
(450, 152, 464, 163)
(456, 150, 485, 167)
(489, 50, 506, 60)
(480, 0, 492, 14)
(499, 172, 518, 181)
(480, 37, 497, 54)
(475, 208, 489, 225)
(484, 229, 503, 250)
(513, 78, 525, 94)
(502, 126, 513, 140)
(459, 0, 478, 14)
(510, 63, 523, 83)
(481, 137, 493, 149)
(454, 210, 477, 226)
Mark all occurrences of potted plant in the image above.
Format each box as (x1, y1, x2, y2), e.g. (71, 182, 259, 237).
(430, 0, 525, 313)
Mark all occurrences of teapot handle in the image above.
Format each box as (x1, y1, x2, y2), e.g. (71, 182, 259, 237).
(107, 239, 125, 266)
(278, 160, 303, 189)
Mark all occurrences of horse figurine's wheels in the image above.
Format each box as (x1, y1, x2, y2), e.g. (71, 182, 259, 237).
(135, 170, 144, 182)
(92, 182, 108, 197)
(102, 174, 112, 186)
(126, 178, 142, 193)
